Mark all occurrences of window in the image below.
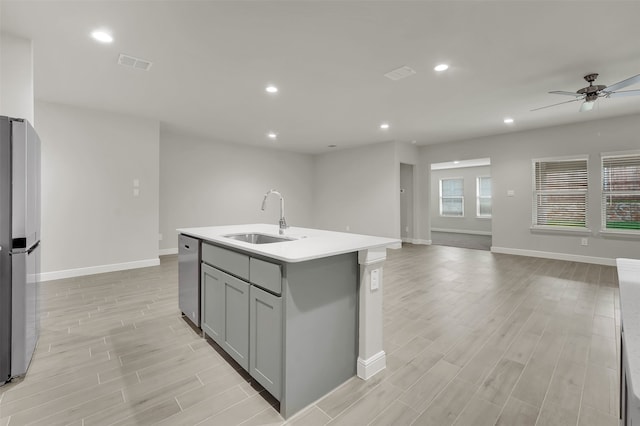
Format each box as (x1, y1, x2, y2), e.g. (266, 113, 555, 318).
(476, 176, 492, 218)
(532, 157, 588, 229)
(440, 178, 464, 217)
(602, 152, 640, 232)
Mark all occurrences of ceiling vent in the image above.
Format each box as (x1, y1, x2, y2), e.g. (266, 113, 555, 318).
(118, 53, 153, 71)
(384, 66, 416, 81)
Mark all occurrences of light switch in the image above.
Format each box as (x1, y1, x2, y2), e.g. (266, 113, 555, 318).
(507, 190, 515, 197)
(133, 188, 140, 197)
(371, 269, 380, 291)
(133, 179, 140, 187)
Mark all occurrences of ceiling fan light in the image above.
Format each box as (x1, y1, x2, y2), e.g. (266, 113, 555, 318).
(580, 101, 595, 112)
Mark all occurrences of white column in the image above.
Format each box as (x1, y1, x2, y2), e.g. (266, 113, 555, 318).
(0, 33, 34, 124)
(357, 247, 387, 379)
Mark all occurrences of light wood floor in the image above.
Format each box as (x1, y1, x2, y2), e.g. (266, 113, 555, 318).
(0, 244, 620, 425)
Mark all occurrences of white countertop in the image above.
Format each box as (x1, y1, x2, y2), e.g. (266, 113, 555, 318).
(617, 258, 640, 407)
(177, 224, 401, 263)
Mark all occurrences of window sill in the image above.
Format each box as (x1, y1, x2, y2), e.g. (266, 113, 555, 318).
(476, 216, 492, 220)
(599, 229, 640, 239)
(530, 226, 592, 236)
(440, 215, 465, 218)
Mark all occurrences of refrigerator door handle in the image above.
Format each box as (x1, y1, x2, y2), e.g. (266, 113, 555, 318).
(26, 241, 39, 255)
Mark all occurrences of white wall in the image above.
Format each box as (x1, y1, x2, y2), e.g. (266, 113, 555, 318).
(430, 165, 492, 235)
(421, 113, 640, 264)
(36, 101, 160, 279)
(159, 129, 314, 251)
(0, 32, 33, 123)
(313, 141, 399, 238)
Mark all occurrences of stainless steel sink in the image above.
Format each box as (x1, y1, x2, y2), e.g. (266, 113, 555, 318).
(222, 233, 297, 244)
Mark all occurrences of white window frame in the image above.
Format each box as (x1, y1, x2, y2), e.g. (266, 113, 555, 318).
(600, 150, 640, 236)
(531, 155, 590, 232)
(476, 176, 492, 218)
(439, 177, 464, 217)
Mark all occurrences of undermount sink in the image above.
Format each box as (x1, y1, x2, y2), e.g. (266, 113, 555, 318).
(223, 233, 297, 244)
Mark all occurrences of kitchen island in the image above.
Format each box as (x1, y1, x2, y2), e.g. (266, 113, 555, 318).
(177, 224, 399, 418)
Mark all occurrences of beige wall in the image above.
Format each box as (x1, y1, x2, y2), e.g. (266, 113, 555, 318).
(0, 33, 33, 123)
(421, 113, 640, 263)
(36, 101, 160, 278)
(159, 128, 314, 251)
(313, 141, 399, 239)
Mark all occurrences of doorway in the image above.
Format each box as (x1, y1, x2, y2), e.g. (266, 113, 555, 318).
(430, 158, 492, 250)
(400, 163, 415, 243)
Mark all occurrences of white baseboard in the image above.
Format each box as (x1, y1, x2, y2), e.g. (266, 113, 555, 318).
(432, 228, 492, 236)
(490, 246, 615, 266)
(159, 247, 178, 256)
(401, 238, 431, 245)
(357, 350, 386, 380)
(40, 258, 161, 282)
(389, 242, 402, 250)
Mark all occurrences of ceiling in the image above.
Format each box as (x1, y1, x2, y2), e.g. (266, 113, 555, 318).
(3, 1, 640, 154)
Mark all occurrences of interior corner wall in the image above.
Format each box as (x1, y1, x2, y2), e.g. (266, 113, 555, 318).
(430, 165, 492, 234)
(159, 129, 314, 251)
(313, 141, 399, 239)
(35, 101, 160, 279)
(420, 113, 640, 263)
(0, 32, 34, 124)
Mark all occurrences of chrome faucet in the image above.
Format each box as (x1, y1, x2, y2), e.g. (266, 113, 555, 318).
(261, 189, 289, 234)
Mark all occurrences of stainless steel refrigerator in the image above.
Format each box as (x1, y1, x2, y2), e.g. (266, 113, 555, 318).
(1, 116, 41, 385)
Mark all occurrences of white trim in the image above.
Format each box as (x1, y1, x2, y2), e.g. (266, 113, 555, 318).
(599, 229, 640, 239)
(388, 241, 402, 250)
(490, 246, 614, 266)
(159, 247, 178, 256)
(432, 228, 492, 236)
(357, 350, 386, 380)
(40, 258, 160, 282)
(400, 238, 431, 245)
(530, 226, 592, 236)
(413, 239, 432, 245)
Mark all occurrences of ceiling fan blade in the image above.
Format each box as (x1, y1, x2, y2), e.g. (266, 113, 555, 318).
(531, 97, 583, 112)
(606, 89, 640, 98)
(549, 91, 583, 97)
(604, 73, 640, 92)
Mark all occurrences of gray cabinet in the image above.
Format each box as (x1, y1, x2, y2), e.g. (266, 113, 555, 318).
(249, 285, 282, 400)
(201, 262, 250, 371)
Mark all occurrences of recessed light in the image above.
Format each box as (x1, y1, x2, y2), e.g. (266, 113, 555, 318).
(453, 161, 460, 164)
(91, 30, 113, 43)
(267, 132, 277, 140)
(503, 117, 514, 124)
(434, 64, 449, 72)
(265, 85, 278, 94)
(380, 123, 390, 130)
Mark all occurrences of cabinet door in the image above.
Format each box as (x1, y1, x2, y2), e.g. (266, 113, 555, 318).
(201, 263, 224, 344)
(222, 273, 250, 371)
(249, 285, 282, 400)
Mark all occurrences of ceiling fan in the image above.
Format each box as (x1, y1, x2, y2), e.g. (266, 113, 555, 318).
(532, 72, 640, 112)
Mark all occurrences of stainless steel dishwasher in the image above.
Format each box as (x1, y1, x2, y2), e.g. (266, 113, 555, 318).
(178, 234, 200, 327)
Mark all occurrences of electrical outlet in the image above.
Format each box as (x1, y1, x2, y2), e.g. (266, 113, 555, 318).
(346, 225, 350, 231)
(158, 233, 163, 241)
(581, 238, 588, 246)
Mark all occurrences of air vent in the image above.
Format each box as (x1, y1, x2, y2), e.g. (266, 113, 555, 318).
(384, 66, 416, 81)
(118, 53, 153, 71)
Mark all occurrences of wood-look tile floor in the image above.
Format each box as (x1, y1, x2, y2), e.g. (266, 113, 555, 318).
(0, 244, 620, 425)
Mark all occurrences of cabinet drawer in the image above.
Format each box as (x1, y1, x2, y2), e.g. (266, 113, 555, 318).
(250, 258, 282, 295)
(202, 242, 249, 280)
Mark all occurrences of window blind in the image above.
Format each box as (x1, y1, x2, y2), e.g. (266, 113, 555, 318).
(477, 176, 492, 217)
(533, 158, 588, 228)
(602, 153, 640, 231)
(440, 178, 464, 217)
